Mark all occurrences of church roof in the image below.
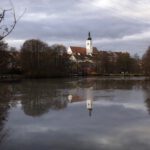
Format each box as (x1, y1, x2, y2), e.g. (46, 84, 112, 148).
(70, 46, 86, 55)
(70, 46, 98, 55)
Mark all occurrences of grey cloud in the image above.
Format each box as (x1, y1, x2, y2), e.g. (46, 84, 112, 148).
(9, 17, 149, 44)
(2, 0, 150, 55)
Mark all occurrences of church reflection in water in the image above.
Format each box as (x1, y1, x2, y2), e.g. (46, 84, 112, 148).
(86, 98, 93, 117)
(68, 87, 94, 117)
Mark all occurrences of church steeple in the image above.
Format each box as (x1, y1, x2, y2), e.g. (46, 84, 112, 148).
(86, 32, 93, 55)
(87, 32, 92, 40)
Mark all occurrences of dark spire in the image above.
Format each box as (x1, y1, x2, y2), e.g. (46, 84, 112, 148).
(87, 32, 92, 40)
(88, 109, 92, 117)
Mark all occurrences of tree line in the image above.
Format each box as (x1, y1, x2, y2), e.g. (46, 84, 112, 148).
(1, 2, 150, 78)
(0, 39, 150, 77)
(0, 40, 71, 77)
(93, 50, 141, 75)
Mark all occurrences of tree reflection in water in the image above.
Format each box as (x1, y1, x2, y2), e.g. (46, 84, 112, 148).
(20, 80, 68, 117)
(0, 84, 13, 144)
(20, 78, 97, 117)
(2, 77, 150, 150)
(143, 80, 150, 115)
(1, 78, 150, 120)
(145, 98, 150, 115)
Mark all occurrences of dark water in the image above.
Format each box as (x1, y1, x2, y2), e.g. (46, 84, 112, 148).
(0, 77, 150, 150)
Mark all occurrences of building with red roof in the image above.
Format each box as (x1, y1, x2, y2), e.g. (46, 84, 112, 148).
(67, 32, 98, 62)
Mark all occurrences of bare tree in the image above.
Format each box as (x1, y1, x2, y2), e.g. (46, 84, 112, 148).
(142, 46, 150, 75)
(0, 0, 25, 40)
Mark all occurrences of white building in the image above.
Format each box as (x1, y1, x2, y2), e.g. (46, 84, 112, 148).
(67, 32, 98, 62)
(86, 32, 93, 55)
(86, 87, 93, 117)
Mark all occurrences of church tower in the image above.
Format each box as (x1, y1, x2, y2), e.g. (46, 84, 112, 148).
(86, 32, 93, 55)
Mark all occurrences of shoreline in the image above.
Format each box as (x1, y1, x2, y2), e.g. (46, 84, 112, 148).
(0, 74, 148, 83)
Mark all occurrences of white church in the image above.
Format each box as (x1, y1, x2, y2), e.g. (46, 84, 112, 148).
(67, 32, 98, 62)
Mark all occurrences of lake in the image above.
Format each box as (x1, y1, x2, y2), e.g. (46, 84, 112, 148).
(0, 77, 150, 150)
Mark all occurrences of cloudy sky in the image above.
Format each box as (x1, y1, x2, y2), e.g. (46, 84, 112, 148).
(2, 0, 150, 55)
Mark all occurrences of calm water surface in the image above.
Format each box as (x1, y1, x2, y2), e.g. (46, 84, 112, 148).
(0, 77, 150, 150)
